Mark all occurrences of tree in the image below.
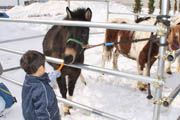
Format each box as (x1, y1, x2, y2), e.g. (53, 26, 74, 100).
(168, 0, 171, 12)
(133, 0, 143, 13)
(148, 0, 155, 14)
(159, 0, 162, 13)
(174, 0, 177, 14)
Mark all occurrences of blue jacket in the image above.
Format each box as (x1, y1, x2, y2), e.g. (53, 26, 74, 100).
(22, 73, 60, 120)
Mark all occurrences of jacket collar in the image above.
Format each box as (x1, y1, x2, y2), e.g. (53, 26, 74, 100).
(25, 73, 50, 83)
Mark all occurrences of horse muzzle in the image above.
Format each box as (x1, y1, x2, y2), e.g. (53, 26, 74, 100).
(64, 47, 76, 64)
(64, 55, 74, 64)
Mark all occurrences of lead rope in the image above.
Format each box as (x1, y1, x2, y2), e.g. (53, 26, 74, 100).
(82, 37, 157, 49)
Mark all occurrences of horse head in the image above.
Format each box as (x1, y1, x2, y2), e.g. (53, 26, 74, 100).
(63, 7, 92, 64)
(168, 25, 180, 50)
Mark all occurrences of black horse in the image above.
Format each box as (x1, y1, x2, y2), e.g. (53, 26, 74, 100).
(43, 7, 92, 114)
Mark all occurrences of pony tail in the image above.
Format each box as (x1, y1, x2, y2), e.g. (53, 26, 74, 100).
(104, 29, 118, 60)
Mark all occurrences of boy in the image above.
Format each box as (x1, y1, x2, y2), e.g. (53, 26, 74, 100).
(20, 50, 61, 120)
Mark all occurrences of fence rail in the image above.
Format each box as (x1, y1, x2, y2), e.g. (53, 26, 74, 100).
(0, 75, 127, 120)
(108, 12, 175, 18)
(0, 46, 162, 85)
(0, 18, 158, 32)
(0, 35, 45, 44)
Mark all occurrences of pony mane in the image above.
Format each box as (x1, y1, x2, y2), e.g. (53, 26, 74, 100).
(137, 18, 156, 25)
(64, 8, 88, 21)
(135, 17, 151, 23)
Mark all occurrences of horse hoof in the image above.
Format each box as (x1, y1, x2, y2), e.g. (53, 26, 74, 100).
(147, 95, 153, 99)
(68, 105, 73, 109)
(166, 71, 172, 74)
(64, 110, 71, 115)
(137, 82, 148, 91)
(139, 87, 147, 91)
(84, 82, 87, 86)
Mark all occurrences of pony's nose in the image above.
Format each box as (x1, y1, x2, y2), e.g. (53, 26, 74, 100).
(64, 55, 73, 64)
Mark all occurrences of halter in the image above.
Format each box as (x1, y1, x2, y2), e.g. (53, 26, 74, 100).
(66, 38, 87, 54)
(67, 38, 84, 46)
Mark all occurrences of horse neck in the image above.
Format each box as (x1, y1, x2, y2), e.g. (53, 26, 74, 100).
(105, 29, 119, 43)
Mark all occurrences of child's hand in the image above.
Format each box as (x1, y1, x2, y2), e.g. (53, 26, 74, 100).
(48, 70, 61, 83)
(53, 70, 61, 77)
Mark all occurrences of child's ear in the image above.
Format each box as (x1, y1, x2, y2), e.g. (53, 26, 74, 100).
(39, 65, 45, 71)
(42, 65, 45, 69)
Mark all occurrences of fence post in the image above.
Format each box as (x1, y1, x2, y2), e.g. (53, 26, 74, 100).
(153, 0, 169, 120)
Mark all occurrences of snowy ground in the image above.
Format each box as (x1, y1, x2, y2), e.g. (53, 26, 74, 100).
(0, 1, 180, 120)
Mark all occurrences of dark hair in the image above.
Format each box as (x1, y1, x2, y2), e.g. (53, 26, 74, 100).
(20, 50, 45, 74)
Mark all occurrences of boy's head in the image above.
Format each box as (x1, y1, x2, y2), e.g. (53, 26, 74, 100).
(20, 50, 45, 76)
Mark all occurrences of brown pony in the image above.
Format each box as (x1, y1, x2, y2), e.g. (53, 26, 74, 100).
(102, 18, 157, 99)
(43, 7, 92, 114)
(102, 17, 180, 99)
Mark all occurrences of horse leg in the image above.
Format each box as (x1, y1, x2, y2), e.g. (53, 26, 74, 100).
(101, 46, 107, 68)
(176, 56, 180, 72)
(145, 55, 157, 99)
(67, 72, 80, 109)
(57, 76, 67, 98)
(165, 61, 172, 74)
(137, 63, 147, 91)
(56, 76, 70, 115)
(144, 63, 153, 99)
(113, 49, 119, 70)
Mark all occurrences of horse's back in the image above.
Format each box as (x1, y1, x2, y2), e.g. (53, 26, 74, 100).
(134, 18, 155, 40)
(108, 18, 135, 24)
(172, 14, 180, 25)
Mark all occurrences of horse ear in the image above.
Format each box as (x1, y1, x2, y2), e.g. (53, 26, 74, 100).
(85, 8, 92, 21)
(66, 7, 72, 19)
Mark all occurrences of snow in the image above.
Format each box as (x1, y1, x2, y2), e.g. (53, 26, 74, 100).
(0, 0, 26, 6)
(0, 1, 180, 120)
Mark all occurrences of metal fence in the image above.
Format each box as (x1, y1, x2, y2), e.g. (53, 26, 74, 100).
(107, 0, 180, 21)
(0, 0, 170, 120)
(0, 74, 126, 120)
(61, 0, 180, 21)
